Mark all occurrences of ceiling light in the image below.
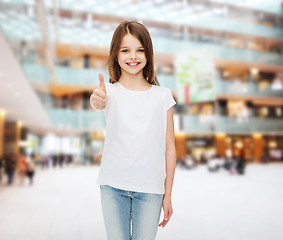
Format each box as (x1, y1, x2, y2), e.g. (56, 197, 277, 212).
(250, 68, 259, 76)
(17, 120, 23, 127)
(0, 109, 7, 116)
(253, 133, 262, 138)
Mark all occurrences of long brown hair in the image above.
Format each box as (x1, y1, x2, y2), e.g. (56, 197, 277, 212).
(107, 21, 159, 86)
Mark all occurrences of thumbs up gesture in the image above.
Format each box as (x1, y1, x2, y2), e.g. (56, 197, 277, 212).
(90, 73, 108, 110)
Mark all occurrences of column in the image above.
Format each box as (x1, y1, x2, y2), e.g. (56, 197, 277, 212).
(215, 133, 226, 156)
(253, 133, 263, 163)
(16, 121, 22, 156)
(175, 133, 186, 161)
(0, 109, 5, 158)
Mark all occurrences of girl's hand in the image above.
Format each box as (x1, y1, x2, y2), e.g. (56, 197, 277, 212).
(159, 195, 173, 228)
(90, 73, 108, 110)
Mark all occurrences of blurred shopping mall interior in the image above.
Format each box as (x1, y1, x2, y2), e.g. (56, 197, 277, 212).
(1, 1, 283, 240)
(0, 0, 283, 166)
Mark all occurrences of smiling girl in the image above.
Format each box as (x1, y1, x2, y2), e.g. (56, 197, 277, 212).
(90, 21, 176, 240)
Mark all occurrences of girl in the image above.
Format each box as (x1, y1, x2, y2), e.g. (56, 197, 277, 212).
(90, 21, 176, 240)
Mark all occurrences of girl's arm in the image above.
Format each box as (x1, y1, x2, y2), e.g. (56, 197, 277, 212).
(159, 106, 176, 228)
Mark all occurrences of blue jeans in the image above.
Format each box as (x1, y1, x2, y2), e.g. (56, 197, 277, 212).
(100, 185, 163, 240)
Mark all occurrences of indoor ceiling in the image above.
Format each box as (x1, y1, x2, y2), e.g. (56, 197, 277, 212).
(0, 0, 282, 45)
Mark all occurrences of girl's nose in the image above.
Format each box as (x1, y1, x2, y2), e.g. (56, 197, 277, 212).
(130, 52, 137, 60)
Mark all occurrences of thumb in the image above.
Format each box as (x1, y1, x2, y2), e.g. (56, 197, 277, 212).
(98, 73, 106, 93)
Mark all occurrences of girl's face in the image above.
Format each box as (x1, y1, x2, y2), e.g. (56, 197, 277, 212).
(117, 33, 147, 77)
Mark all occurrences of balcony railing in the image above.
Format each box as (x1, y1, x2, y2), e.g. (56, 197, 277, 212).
(153, 38, 283, 65)
(23, 63, 283, 98)
(23, 63, 176, 89)
(3, 22, 283, 66)
(47, 108, 105, 130)
(182, 115, 283, 133)
(215, 79, 283, 97)
(47, 109, 283, 133)
(22, 63, 50, 83)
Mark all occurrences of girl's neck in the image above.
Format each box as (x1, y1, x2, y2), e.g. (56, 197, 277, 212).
(119, 71, 149, 88)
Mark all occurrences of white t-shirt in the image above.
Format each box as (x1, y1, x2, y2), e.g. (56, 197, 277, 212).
(91, 81, 176, 194)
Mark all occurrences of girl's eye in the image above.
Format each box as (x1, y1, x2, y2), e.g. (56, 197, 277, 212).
(121, 49, 128, 53)
(138, 49, 144, 52)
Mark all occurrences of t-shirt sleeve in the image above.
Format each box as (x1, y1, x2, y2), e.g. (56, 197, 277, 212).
(90, 81, 113, 113)
(165, 88, 176, 111)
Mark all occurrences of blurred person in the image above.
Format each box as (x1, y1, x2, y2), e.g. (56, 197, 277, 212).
(40, 155, 46, 169)
(90, 21, 176, 240)
(5, 153, 17, 185)
(34, 152, 41, 165)
(0, 157, 3, 182)
(180, 154, 198, 169)
(224, 154, 241, 175)
(66, 154, 73, 166)
(26, 154, 36, 185)
(223, 155, 235, 174)
(59, 153, 65, 168)
(19, 40, 29, 63)
(200, 152, 208, 164)
(235, 155, 246, 175)
(207, 154, 224, 172)
(83, 54, 90, 68)
(17, 153, 27, 185)
(52, 153, 58, 168)
(41, 155, 50, 169)
(260, 153, 269, 164)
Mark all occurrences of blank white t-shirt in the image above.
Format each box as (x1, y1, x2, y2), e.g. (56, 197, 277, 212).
(91, 81, 176, 194)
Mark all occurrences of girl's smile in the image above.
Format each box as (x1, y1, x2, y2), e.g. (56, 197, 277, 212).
(126, 62, 141, 67)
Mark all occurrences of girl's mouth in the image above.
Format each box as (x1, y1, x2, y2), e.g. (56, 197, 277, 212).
(126, 62, 140, 67)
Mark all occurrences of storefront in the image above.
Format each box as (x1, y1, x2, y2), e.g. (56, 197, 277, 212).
(184, 135, 215, 163)
(225, 135, 254, 162)
(264, 136, 283, 162)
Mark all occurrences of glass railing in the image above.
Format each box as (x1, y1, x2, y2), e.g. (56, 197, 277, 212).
(47, 110, 283, 133)
(2, 17, 283, 66)
(152, 38, 283, 66)
(55, 67, 106, 86)
(215, 79, 283, 97)
(215, 116, 283, 133)
(23, 63, 282, 97)
(47, 108, 105, 130)
(182, 115, 214, 133)
(22, 63, 50, 83)
(23, 63, 177, 89)
(182, 115, 283, 133)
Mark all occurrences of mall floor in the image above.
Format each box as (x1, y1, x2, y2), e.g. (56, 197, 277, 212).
(0, 162, 282, 240)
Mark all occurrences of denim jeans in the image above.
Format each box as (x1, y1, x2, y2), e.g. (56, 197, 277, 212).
(100, 185, 163, 240)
